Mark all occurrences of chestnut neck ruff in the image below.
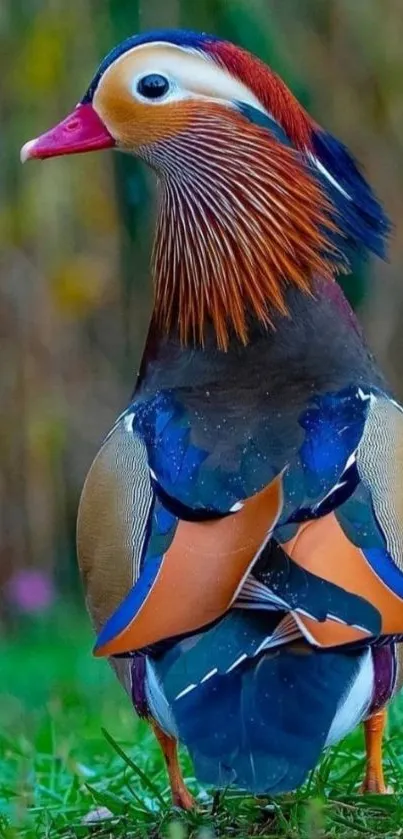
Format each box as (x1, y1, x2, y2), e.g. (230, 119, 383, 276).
(141, 106, 346, 350)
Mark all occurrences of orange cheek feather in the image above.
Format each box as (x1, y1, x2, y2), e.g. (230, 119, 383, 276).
(93, 66, 191, 148)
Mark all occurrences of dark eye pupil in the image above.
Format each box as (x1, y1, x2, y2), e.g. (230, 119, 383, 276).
(137, 74, 169, 99)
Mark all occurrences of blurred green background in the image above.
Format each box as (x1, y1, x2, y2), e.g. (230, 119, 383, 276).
(1, 0, 403, 622)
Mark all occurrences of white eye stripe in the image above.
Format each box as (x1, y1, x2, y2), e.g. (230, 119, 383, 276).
(99, 41, 270, 115)
(130, 70, 243, 111)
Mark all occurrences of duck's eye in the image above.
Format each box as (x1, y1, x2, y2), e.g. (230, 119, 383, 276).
(136, 74, 170, 100)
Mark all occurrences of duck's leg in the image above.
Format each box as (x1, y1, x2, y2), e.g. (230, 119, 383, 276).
(152, 722, 195, 810)
(361, 709, 391, 794)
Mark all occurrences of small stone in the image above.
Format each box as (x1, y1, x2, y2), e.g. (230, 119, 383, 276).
(82, 806, 114, 824)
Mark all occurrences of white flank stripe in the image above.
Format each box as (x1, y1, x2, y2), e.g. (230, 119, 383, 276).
(326, 649, 373, 746)
(225, 653, 248, 674)
(201, 668, 218, 684)
(175, 683, 197, 701)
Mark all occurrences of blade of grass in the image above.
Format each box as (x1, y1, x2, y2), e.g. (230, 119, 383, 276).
(101, 727, 167, 810)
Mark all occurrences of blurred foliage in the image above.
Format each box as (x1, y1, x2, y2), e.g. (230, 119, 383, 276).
(1, 0, 403, 614)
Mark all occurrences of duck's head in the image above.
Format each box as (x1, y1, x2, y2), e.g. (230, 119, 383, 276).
(21, 29, 314, 162)
(21, 29, 389, 348)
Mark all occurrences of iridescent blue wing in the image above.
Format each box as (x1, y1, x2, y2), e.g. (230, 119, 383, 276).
(150, 631, 365, 794)
(95, 386, 403, 656)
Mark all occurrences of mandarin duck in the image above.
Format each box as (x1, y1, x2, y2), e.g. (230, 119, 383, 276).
(22, 28, 403, 805)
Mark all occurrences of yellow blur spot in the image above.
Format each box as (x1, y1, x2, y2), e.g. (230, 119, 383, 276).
(51, 256, 110, 317)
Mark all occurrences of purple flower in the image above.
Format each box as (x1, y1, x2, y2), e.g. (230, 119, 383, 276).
(5, 569, 55, 613)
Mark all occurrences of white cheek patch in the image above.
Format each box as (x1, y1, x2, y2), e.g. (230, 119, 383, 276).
(108, 41, 271, 117)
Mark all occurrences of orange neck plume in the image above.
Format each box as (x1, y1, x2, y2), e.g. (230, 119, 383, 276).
(147, 106, 345, 350)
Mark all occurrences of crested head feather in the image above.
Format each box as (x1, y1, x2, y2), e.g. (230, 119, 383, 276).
(83, 28, 390, 348)
(84, 28, 390, 264)
(204, 39, 391, 261)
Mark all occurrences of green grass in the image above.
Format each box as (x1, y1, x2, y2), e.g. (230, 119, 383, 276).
(1, 608, 403, 838)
